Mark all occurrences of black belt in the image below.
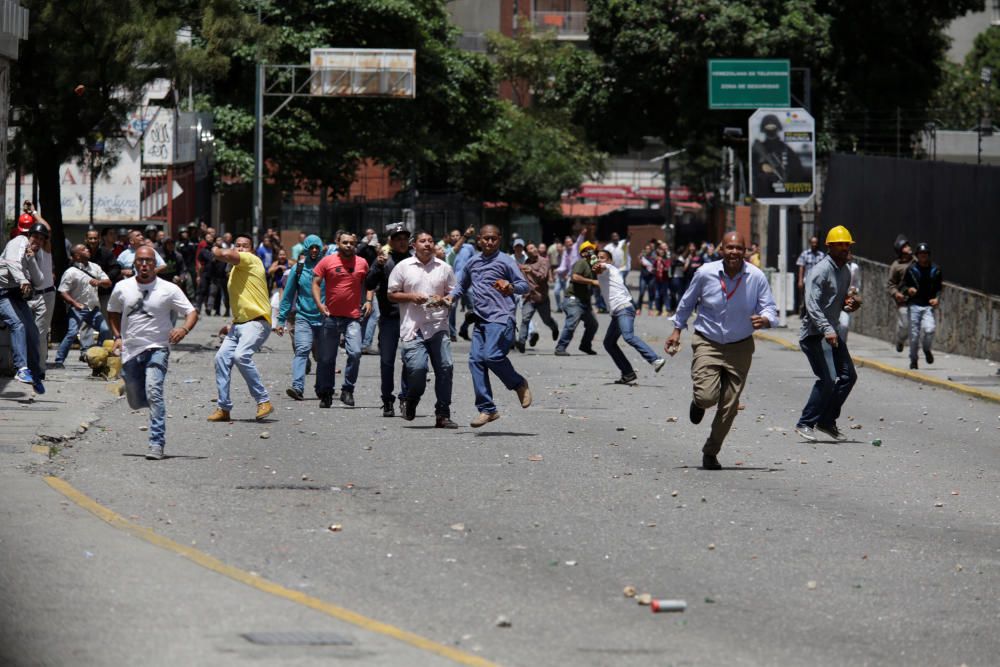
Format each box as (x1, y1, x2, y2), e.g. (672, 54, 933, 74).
(694, 331, 752, 346)
(37, 286, 55, 294)
(233, 315, 267, 325)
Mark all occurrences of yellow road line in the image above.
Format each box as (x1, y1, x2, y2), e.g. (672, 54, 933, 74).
(44, 476, 500, 667)
(753, 331, 1000, 404)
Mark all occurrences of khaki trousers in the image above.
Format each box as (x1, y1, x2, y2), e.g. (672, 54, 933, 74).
(29, 291, 54, 368)
(691, 332, 754, 456)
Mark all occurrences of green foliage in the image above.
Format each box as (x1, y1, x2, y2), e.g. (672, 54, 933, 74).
(206, 0, 497, 196)
(930, 26, 1000, 130)
(575, 0, 982, 168)
(454, 101, 604, 211)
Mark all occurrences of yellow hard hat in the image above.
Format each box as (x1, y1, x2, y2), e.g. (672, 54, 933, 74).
(825, 225, 854, 245)
(579, 241, 597, 252)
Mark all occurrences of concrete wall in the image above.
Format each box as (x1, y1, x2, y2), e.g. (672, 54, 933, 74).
(850, 256, 1000, 362)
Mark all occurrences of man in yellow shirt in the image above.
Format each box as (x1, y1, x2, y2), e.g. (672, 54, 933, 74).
(207, 234, 273, 422)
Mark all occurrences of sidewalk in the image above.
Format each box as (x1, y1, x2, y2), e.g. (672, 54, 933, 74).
(754, 315, 1000, 404)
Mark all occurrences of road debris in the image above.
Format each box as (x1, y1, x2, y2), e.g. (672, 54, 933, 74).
(651, 599, 687, 613)
(328, 524, 342, 532)
(871, 439, 882, 447)
(623, 585, 637, 598)
(807, 580, 818, 590)
(450, 523, 465, 532)
(636, 593, 652, 605)
(260, 431, 270, 439)
(495, 615, 512, 628)
(527, 454, 544, 462)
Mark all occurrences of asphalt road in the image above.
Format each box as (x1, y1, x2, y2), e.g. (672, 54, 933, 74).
(24, 313, 1000, 666)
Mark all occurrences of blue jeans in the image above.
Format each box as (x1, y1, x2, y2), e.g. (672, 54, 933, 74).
(654, 281, 671, 313)
(469, 319, 525, 414)
(909, 304, 936, 362)
(554, 276, 567, 311)
(317, 316, 361, 395)
(637, 273, 655, 310)
(401, 330, 453, 417)
(215, 320, 271, 410)
(56, 307, 110, 364)
(291, 322, 322, 394)
(604, 306, 659, 375)
(0, 293, 41, 378)
(796, 334, 858, 429)
(378, 316, 408, 403)
(123, 348, 169, 446)
(669, 277, 685, 311)
(556, 298, 598, 352)
(362, 298, 379, 348)
(518, 298, 558, 344)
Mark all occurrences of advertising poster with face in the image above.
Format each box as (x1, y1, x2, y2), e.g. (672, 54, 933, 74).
(749, 108, 815, 206)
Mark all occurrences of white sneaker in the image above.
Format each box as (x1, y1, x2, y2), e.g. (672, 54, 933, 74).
(794, 425, 817, 442)
(653, 358, 666, 373)
(146, 445, 165, 460)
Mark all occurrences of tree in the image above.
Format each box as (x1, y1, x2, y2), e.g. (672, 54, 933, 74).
(10, 0, 251, 279)
(205, 0, 497, 198)
(929, 26, 1000, 130)
(453, 101, 603, 211)
(442, 27, 603, 210)
(573, 0, 982, 172)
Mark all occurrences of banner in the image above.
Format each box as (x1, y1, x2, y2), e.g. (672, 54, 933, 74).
(5, 140, 142, 223)
(748, 108, 815, 206)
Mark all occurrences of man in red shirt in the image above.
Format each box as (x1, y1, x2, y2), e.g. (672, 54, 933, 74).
(311, 233, 371, 408)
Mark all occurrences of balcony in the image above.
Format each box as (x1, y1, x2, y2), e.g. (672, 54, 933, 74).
(529, 1, 588, 40)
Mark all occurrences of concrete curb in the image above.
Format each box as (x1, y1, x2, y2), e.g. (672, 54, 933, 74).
(753, 330, 1000, 405)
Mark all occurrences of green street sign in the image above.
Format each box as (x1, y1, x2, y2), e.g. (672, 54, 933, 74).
(708, 59, 790, 109)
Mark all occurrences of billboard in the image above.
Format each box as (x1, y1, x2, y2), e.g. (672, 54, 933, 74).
(5, 140, 142, 223)
(310, 48, 416, 98)
(748, 108, 815, 206)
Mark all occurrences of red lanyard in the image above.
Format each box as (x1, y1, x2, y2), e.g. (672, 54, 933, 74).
(718, 273, 744, 301)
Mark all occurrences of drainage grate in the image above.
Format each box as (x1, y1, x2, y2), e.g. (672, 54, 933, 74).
(241, 631, 353, 646)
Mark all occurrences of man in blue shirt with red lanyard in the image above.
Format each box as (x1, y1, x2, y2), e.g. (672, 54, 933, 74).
(665, 232, 778, 470)
(448, 224, 532, 428)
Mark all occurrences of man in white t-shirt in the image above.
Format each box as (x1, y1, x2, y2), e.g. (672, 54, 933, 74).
(54, 244, 112, 367)
(594, 249, 666, 385)
(387, 230, 458, 428)
(108, 246, 198, 460)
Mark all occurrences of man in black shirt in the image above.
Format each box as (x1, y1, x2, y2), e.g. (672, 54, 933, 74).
(85, 228, 120, 315)
(903, 242, 943, 370)
(554, 242, 599, 356)
(363, 223, 413, 416)
(176, 227, 198, 295)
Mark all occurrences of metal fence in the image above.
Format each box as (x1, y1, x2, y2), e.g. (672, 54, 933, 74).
(822, 153, 1000, 296)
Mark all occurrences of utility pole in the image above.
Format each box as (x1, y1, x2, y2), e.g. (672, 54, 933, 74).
(253, 62, 264, 243)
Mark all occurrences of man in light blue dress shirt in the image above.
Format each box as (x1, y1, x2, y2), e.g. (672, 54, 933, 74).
(665, 232, 778, 470)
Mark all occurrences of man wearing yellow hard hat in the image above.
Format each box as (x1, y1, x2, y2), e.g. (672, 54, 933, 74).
(794, 225, 862, 442)
(554, 241, 600, 356)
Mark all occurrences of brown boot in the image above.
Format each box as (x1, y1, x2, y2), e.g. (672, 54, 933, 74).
(515, 382, 532, 408)
(470, 412, 500, 428)
(256, 401, 273, 421)
(206, 408, 231, 422)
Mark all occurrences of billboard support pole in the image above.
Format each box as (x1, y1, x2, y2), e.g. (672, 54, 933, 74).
(253, 61, 264, 244)
(778, 204, 788, 328)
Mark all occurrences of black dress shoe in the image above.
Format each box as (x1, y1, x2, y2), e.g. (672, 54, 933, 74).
(896, 342, 904, 353)
(702, 454, 722, 470)
(285, 387, 304, 401)
(925, 350, 934, 364)
(319, 394, 333, 408)
(529, 332, 540, 347)
(340, 390, 354, 407)
(435, 415, 459, 429)
(689, 401, 705, 424)
(579, 346, 598, 355)
(515, 341, 526, 353)
(909, 360, 918, 370)
(382, 400, 395, 417)
(403, 398, 418, 421)
(550, 326, 559, 341)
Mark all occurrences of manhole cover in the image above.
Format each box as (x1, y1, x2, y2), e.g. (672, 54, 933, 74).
(242, 631, 353, 646)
